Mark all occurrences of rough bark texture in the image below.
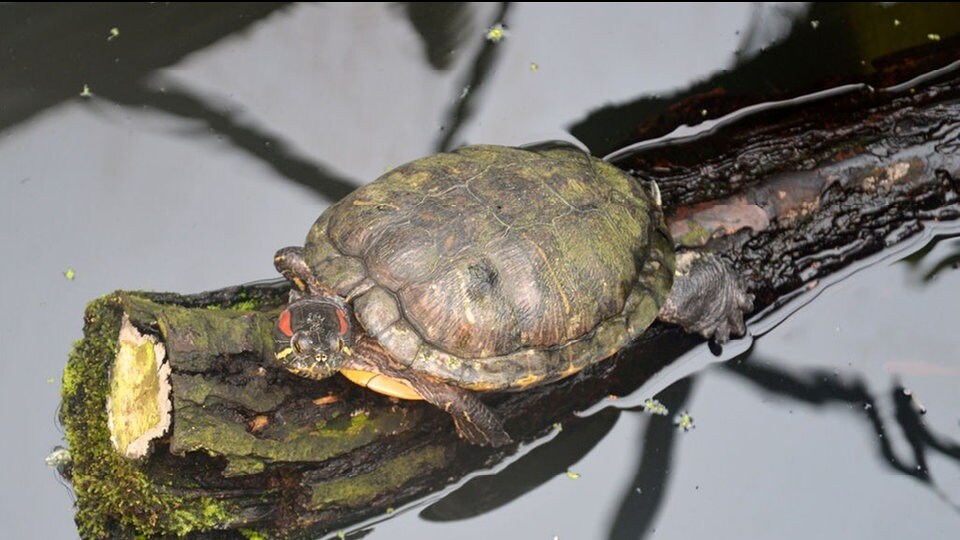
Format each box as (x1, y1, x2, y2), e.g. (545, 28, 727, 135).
(61, 57, 960, 540)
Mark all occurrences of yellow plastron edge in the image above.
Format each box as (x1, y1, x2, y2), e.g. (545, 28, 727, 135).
(340, 369, 424, 401)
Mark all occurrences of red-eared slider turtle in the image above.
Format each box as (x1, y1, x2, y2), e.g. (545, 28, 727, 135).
(273, 143, 752, 446)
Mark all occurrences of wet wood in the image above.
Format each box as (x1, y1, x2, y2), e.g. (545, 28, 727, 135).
(61, 58, 960, 540)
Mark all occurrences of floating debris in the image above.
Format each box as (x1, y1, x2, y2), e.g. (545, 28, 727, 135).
(107, 27, 120, 41)
(485, 22, 508, 42)
(642, 398, 669, 416)
(894, 19, 901, 27)
(79, 85, 93, 98)
(45, 447, 71, 468)
(552, 422, 563, 432)
(565, 470, 580, 480)
(529, 62, 539, 71)
(675, 411, 695, 431)
(700, 109, 708, 117)
(810, 20, 820, 29)
(64, 267, 76, 280)
(385, 507, 395, 515)
(927, 33, 941, 41)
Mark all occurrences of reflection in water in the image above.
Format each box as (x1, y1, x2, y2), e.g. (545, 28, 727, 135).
(422, 407, 619, 521)
(434, 2, 511, 152)
(0, 3, 288, 133)
(571, 2, 960, 156)
(608, 378, 693, 540)
(96, 81, 359, 201)
(725, 357, 960, 510)
(404, 3, 475, 71)
(900, 235, 960, 283)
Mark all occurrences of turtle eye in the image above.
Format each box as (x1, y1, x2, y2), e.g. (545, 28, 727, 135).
(293, 334, 313, 355)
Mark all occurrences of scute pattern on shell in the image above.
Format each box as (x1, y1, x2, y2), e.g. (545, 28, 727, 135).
(303, 144, 675, 391)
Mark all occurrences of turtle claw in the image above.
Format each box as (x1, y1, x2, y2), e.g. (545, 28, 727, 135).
(452, 410, 513, 447)
(659, 253, 753, 343)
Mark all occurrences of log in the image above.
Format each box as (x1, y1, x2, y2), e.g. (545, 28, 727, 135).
(60, 52, 960, 539)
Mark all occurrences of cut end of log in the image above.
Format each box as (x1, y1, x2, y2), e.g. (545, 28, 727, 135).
(106, 314, 172, 458)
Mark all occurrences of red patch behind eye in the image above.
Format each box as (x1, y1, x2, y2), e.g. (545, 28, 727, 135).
(336, 308, 349, 336)
(278, 309, 293, 337)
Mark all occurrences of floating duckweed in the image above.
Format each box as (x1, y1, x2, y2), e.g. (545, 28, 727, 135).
(675, 411, 695, 431)
(485, 23, 507, 42)
(529, 62, 539, 71)
(810, 20, 819, 29)
(700, 109, 708, 117)
(64, 267, 76, 280)
(928, 33, 941, 41)
(108, 27, 120, 40)
(893, 19, 901, 27)
(565, 470, 580, 479)
(642, 398, 668, 416)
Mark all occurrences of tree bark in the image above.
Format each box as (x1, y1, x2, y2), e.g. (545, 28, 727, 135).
(61, 57, 960, 540)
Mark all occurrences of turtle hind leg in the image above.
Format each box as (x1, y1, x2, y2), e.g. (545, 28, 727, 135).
(348, 338, 513, 447)
(658, 253, 754, 343)
(443, 394, 513, 447)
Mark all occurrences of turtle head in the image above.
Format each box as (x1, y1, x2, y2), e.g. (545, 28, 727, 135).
(274, 297, 354, 379)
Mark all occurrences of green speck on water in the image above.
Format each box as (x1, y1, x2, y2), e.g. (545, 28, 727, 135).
(893, 19, 901, 27)
(386, 507, 395, 514)
(79, 85, 93, 98)
(108, 27, 120, 40)
(675, 411, 695, 431)
(810, 20, 819, 29)
(642, 398, 668, 416)
(64, 267, 76, 280)
(529, 62, 539, 71)
(485, 23, 507, 42)
(927, 33, 941, 41)
(565, 470, 580, 480)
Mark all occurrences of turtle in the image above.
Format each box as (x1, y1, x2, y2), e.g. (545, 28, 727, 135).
(273, 143, 753, 446)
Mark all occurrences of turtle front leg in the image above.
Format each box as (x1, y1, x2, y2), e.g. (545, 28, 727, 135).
(658, 252, 754, 343)
(274, 246, 335, 297)
(346, 337, 513, 447)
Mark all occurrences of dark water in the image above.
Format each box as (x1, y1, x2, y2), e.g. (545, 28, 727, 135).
(1, 4, 958, 538)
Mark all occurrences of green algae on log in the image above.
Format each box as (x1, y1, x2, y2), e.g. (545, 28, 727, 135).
(60, 286, 449, 538)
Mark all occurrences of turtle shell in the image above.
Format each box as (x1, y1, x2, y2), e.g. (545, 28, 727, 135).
(303, 144, 674, 391)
